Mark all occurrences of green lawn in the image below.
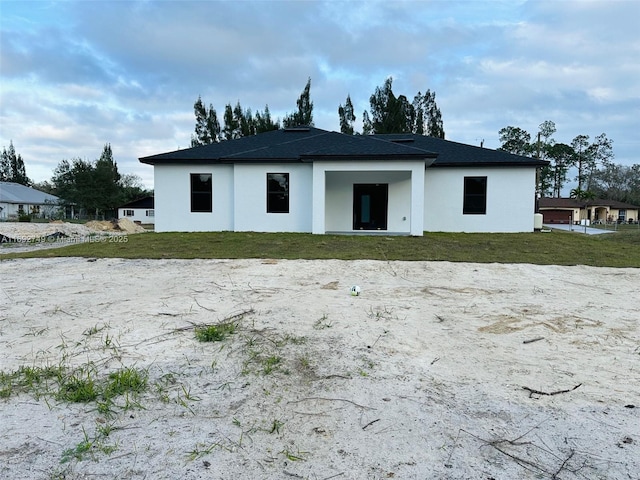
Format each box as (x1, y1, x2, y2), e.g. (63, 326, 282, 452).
(2, 229, 639, 267)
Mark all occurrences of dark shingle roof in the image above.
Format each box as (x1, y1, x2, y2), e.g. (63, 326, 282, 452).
(119, 196, 154, 209)
(372, 134, 547, 167)
(140, 127, 436, 164)
(139, 127, 546, 167)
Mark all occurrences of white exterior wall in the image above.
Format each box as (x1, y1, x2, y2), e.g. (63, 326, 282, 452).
(118, 208, 155, 225)
(233, 163, 313, 232)
(0, 202, 19, 219)
(154, 164, 233, 232)
(0, 202, 60, 220)
(313, 160, 425, 235)
(424, 167, 537, 232)
(153, 162, 537, 234)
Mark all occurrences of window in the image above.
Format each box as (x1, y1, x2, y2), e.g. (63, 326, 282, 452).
(191, 173, 212, 212)
(463, 176, 487, 214)
(146, 210, 155, 217)
(618, 209, 626, 221)
(267, 173, 289, 213)
(124, 209, 134, 217)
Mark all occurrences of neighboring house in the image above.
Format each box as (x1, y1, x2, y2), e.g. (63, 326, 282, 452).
(539, 197, 640, 225)
(118, 196, 155, 225)
(139, 127, 548, 235)
(0, 181, 60, 220)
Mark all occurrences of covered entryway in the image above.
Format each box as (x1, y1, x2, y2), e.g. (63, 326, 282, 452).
(353, 184, 388, 230)
(311, 160, 427, 236)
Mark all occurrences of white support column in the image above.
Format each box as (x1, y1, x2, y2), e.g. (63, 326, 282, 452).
(311, 164, 326, 234)
(410, 164, 425, 235)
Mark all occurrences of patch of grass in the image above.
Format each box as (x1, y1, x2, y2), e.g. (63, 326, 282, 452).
(296, 355, 311, 371)
(261, 355, 282, 375)
(1, 366, 51, 399)
(1, 362, 148, 408)
(194, 322, 236, 342)
(104, 367, 148, 398)
(60, 424, 118, 464)
(61, 434, 93, 463)
(269, 419, 284, 434)
(279, 446, 308, 462)
(82, 323, 107, 337)
(3, 229, 639, 267)
(186, 440, 233, 460)
(3, 365, 65, 399)
(57, 370, 100, 403)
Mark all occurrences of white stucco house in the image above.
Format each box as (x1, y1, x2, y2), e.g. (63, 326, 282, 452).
(0, 181, 60, 220)
(118, 196, 155, 225)
(139, 127, 548, 235)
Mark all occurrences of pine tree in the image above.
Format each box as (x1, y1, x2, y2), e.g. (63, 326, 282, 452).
(0, 146, 11, 181)
(364, 77, 443, 136)
(498, 126, 532, 156)
(223, 103, 240, 140)
(423, 90, 444, 138)
(412, 92, 425, 135)
(362, 111, 373, 135)
(94, 143, 122, 217)
(571, 134, 590, 191)
(255, 105, 280, 133)
(585, 133, 613, 191)
(192, 96, 210, 146)
(234, 102, 256, 137)
(1, 141, 30, 185)
(191, 96, 220, 146)
(369, 77, 400, 134)
(338, 95, 356, 135)
(206, 105, 220, 144)
(283, 78, 314, 127)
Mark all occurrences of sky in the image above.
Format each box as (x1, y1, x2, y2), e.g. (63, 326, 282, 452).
(1, 0, 639, 190)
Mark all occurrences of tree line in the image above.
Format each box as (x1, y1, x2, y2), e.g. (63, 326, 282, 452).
(191, 76, 445, 145)
(340, 77, 444, 137)
(497, 121, 639, 205)
(2, 141, 149, 219)
(190, 78, 314, 146)
(49, 144, 149, 218)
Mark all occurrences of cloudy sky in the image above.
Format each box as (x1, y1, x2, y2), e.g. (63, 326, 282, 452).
(1, 0, 638, 189)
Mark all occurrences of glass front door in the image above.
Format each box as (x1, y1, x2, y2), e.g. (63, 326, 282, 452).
(353, 184, 388, 230)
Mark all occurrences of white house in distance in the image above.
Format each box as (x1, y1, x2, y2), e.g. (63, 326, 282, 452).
(118, 196, 155, 225)
(139, 127, 548, 235)
(0, 181, 60, 220)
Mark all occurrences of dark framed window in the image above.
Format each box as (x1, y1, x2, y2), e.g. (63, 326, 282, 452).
(190, 173, 212, 212)
(463, 176, 487, 214)
(267, 173, 289, 213)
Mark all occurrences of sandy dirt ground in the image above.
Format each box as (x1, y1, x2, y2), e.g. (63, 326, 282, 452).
(0, 220, 145, 256)
(0, 254, 639, 480)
